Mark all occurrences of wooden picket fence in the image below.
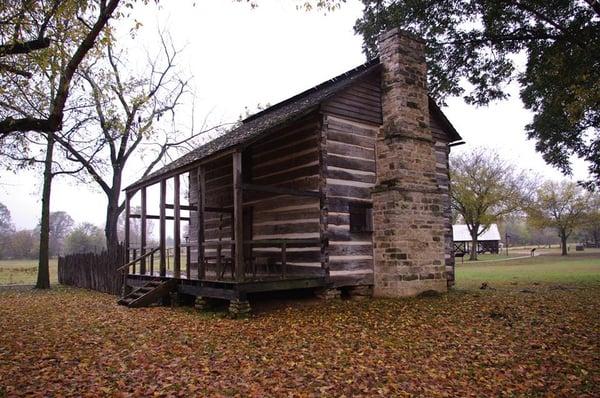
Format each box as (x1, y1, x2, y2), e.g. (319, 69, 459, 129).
(58, 245, 126, 295)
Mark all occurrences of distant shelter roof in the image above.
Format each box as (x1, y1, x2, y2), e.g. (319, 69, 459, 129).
(453, 224, 501, 242)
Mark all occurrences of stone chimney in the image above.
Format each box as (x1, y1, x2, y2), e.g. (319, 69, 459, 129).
(372, 28, 448, 297)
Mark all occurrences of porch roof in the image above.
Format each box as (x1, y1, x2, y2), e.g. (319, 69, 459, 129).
(125, 58, 462, 192)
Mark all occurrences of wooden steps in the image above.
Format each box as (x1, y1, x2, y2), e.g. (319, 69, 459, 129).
(117, 280, 174, 308)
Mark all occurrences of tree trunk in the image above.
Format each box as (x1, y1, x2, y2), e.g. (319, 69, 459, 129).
(36, 132, 54, 289)
(560, 230, 568, 256)
(469, 234, 478, 261)
(105, 193, 121, 256)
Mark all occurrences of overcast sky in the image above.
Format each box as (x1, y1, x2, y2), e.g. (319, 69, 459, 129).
(0, 0, 590, 230)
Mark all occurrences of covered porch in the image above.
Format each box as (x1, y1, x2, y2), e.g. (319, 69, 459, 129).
(120, 142, 330, 308)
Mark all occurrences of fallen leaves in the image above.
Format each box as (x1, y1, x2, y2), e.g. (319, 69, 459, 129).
(0, 284, 598, 397)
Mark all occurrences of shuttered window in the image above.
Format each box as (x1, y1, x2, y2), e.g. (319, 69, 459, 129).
(349, 202, 373, 233)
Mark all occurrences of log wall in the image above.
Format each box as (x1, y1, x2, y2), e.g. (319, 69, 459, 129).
(320, 74, 381, 286)
(321, 114, 378, 286)
(188, 115, 323, 276)
(321, 75, 382, 125)
(189, 155, 234, 262)
(246, 115, 322, 273)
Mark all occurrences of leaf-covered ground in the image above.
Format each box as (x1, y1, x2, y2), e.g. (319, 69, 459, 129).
(0, 281, 598, 397)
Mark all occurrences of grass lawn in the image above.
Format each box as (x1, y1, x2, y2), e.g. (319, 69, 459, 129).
(0, 258, 58, 285)
(0, 253, 598, 396)
(457, 250, 600, 289)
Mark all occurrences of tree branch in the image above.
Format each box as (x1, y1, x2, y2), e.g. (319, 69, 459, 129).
(0, 37, 51, 57)
(0, 0, 121, 136)
(584, 0, 600, 17)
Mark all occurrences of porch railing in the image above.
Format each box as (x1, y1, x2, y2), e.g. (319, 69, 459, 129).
(200, 238, 323, 281)
(121, 238, 325, 282)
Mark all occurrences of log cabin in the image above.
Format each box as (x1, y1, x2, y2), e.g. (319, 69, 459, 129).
(118, 29, 463, 315)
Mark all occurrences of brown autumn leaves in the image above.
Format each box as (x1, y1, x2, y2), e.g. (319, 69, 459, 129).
(0, 285, 598, 397)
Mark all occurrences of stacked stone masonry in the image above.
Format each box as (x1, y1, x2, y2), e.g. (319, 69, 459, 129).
(372, 28, 449, 297)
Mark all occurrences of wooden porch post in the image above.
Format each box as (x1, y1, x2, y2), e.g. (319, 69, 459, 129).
(232, 151, 244, 281)
(159, 179, 167, 277)
(173, 174, 181, 278)
(125, 192, 131, 264)
(140, 186, 147, 275)
(197, 166, 206, 279)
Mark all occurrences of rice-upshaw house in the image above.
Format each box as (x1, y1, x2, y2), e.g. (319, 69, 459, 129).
(118, 29, 463, 314)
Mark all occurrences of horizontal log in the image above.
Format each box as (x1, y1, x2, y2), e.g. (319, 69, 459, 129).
(253, 222, 319, 236)
(328, 244, 373, 257)
(245, 238, 322, 246)
(253, 151, 319, 177)
(327, 117, 378, 138)
(327, 167, 376, 184)
(205, 192, 233, 208)
(330, 273, 374, 287)
(328, 227, 373, 242)
(252, 195, 319, 213)
(327, 130, 375, 149)
(244, 177, 319, 203)
(205, 230, 232, 241)
(251, 120, 319, 153)
(328, 154, 376, 173)
(333, 88, 381, 108)
(327, 184, 372, 200)
(327, 213, 349, 226)
(322, 96, 382, 122)
(254, 208, 321, 223)
(323, 105, 382, 125)
(253, 164, 320, 186)
(205, 174, 233, 189)
(328, 259, 373, 272)
(205, 164, 232, 181)
(252, 136, 318, 166)
(328, 141, 374, 161)
(242, 183, 320, 198)
(251, 250, 321, 263)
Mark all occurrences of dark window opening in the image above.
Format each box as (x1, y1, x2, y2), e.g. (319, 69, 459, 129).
(349, 202, 373, 233)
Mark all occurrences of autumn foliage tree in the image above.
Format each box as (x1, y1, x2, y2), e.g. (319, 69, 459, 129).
(450, 149, 532, 260)
(527, 181, 591, 255)
(0, 0, 128, 136)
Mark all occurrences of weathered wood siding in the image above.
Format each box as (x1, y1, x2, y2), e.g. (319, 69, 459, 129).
(321, 114, 378, 286)
(188, 115, 323, 275)
(188, 155, 234, 261)
(321, 75, 382, 125)
(246, 115, 322, 274)
(320, 75, 382, 286)
(430, 113, 455, 287)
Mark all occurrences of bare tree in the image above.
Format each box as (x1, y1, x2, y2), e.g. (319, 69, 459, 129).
(54, 34, 230, 255)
